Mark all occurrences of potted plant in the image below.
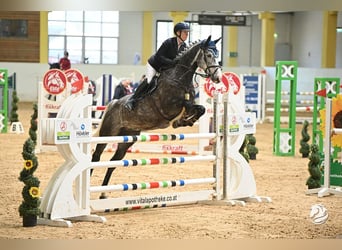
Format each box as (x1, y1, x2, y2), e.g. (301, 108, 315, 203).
(18, 104, 40, 227)
(246, 134, 258, 160)
(19, 138, 41, 226)
(306, 144, 322, 189)
(299, 120, 310, 158)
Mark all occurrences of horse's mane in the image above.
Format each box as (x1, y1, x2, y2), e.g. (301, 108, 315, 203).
(175, 40, 201, 61)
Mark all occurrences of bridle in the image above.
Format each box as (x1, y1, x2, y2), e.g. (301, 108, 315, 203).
(168, 43, 221, 83)
(193, 47, 221, 79)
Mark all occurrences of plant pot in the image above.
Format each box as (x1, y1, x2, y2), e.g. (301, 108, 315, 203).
(249, 154, 256, 160)
(22, 214, 37, 227)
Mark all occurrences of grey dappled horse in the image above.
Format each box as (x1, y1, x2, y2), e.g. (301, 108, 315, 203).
(91, 36, 222, 198)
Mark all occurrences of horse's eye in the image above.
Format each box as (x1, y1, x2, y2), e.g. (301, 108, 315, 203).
(206, 52, 213, 58)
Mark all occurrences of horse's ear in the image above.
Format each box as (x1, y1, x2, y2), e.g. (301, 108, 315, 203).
(202, 35, 211, 48)
(214, 37, 222, 44)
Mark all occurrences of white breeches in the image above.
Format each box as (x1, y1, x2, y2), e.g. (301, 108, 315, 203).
(146, 62, 157, 83)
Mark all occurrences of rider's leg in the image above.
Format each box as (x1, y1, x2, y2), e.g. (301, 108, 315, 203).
(125, 64, 156, 111)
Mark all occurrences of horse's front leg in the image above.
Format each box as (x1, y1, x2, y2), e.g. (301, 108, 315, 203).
(172, 104, 205, 128)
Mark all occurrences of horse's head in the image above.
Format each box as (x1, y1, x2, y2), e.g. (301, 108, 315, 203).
(49, 62, 60, 70)
(197, 36, 222, 83)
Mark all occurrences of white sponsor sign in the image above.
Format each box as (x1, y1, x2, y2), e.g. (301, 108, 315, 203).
(54, 118, 92, 144)
(227, 112, 256, 135)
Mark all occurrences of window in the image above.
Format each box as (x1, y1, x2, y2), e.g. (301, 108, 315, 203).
(48, 11, 119, 64)
(156, 20, 223, 63)
(0, 19, 28, 38)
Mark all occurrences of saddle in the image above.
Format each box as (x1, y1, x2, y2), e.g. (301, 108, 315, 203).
(136, 76, 158, 101)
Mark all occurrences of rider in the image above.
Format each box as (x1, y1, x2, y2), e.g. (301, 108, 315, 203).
(124, 22, 190, 111)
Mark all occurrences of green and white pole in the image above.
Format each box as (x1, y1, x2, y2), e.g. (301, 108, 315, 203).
(273, 61, 298, 156)
(0, 68, 8, 133)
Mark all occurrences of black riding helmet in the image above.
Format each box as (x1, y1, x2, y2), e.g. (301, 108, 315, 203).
(173, 22, 190, 36)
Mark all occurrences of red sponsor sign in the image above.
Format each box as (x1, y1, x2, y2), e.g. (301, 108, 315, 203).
(65, 69, 84, 94)
(221, 72, 241, 95)
(43, 69, 67, 95)
(203, 72, 241, 97)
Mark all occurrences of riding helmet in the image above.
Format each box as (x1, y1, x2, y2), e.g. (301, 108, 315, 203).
(174, 22, 190, 35)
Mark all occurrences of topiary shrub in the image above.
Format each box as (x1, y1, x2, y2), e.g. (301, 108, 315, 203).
(10, 90, 19, 123)
(306, 144, 322, 189)
(19, 138, 41, 226)
(246, 134, 258, 160)
(299, 120, 310, 158)
(29, 103, 38, 145)
(18, 105, 41, 227)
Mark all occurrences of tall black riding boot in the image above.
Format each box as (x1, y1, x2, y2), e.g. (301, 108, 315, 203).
(124, 78, 149, 111)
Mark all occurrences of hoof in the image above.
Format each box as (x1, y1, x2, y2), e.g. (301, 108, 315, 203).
(172, 121, 180, 128)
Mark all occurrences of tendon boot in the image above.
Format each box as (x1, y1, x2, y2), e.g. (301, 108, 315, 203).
(124, 79, 149, 111)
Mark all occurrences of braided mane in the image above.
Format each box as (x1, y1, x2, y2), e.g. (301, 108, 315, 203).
(175, 40, 201, 60)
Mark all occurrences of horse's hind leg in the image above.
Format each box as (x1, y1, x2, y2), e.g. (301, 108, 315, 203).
(90, 143, 107, 175)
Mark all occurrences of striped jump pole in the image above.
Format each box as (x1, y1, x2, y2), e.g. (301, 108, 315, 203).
(266, 91, 314, 96)
(91, 155, 216, 168)
(266, 99, 314, 104)
(89, 177, 216, 193)
(90, 133, 215, 144)
(266, 106, 314, 112)
(127, 148, 198, 155)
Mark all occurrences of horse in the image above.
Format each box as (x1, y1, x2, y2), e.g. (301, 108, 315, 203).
(49, 62, 60, 69)
(91, 35, 223, 198)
